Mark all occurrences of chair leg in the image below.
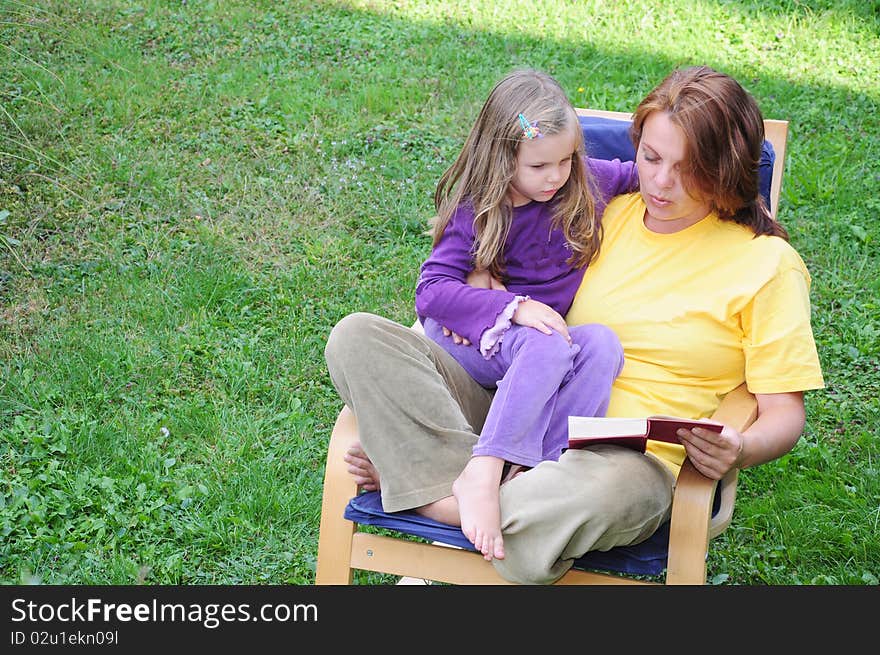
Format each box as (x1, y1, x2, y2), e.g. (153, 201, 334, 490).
(315, 406, 361, 585)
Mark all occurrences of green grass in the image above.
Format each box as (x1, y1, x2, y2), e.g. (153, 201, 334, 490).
(1, 0, 878, 585)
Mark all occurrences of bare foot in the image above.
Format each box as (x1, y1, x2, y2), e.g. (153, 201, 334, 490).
(452, 456, 506, 561)
(343, 441, 380, 491)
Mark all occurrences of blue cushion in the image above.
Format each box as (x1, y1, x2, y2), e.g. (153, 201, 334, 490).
(343, 489, 721, 576)
(579, 115, 776, 211)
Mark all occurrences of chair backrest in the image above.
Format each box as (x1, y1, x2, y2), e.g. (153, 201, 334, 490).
(763, 119, 789, 219)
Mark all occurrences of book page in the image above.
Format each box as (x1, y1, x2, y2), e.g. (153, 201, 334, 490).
(568, 416, 649, 438)
(649, 415, 723, 429)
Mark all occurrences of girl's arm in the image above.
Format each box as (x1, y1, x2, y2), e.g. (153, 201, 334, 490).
(586, 157, 639, 214)
(415, 209, 517, 345)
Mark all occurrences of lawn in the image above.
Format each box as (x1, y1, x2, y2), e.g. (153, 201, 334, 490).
(1, 0, 878, 585)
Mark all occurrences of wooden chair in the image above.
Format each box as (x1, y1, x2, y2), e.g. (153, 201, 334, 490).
(315, 109, 789, 585)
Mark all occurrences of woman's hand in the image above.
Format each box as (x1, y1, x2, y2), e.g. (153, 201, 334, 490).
(466, 268, 494, 289)
(678, 391, 806, 480)
(441, 325, 470, 345)
(676, 423, 744, 480)
(441, 269, 509, 345)
(466, 268, 508, 291)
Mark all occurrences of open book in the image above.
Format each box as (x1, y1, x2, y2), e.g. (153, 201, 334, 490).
(567, 415, 723, 452)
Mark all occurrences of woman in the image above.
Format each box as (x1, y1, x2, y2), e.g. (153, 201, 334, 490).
(324, 66, 824, 584)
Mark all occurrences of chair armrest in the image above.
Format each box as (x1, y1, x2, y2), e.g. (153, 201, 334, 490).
(315, 405, 361, 584)
(665, 383, 757, 584)
(707, 383, 758, 537)
(322, 405, 361, 499)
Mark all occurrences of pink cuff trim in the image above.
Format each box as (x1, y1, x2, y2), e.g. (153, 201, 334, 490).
(479, 296, 528, 359)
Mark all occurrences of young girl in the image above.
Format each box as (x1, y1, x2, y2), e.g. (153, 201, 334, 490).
(414, 69, 638, 561)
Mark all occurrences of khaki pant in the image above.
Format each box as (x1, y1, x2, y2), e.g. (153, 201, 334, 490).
(325, 312, 676, 584)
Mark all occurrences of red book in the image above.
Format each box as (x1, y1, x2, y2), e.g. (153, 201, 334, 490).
(567, 415, 724, 452)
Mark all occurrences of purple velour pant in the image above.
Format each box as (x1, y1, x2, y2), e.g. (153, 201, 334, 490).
(423, 318, 624, 467)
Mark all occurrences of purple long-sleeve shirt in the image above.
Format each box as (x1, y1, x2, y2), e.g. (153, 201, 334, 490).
(415, 158, 638, 346)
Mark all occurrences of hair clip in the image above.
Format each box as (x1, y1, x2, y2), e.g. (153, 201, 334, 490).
(518, 113, 542, 140)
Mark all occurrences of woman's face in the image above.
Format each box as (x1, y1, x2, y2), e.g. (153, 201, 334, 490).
(636, 111, 711, 233)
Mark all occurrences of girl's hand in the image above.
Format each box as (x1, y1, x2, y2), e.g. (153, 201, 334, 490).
(512, 299, 572, 344)
(676, 423, 744, 480)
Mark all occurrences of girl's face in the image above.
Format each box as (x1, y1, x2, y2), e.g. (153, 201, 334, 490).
(508, 124, 578, 208)
(636, 111, 711, 233)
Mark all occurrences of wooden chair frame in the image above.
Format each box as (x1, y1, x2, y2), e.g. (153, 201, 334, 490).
(315, 109, 788, 585)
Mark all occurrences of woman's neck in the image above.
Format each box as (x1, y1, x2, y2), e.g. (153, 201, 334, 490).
(642, 210, 710, 234)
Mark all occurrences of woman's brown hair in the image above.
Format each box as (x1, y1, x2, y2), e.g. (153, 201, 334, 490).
(630, 65, 788, 239)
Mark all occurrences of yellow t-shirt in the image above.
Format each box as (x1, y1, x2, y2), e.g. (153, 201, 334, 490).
(567, 193, 825, 476)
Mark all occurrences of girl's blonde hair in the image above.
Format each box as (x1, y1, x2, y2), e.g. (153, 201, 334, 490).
(431, 69, 599, 279)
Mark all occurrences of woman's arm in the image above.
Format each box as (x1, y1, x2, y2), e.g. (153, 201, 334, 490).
(677, 391, 806, 480)
(740, 391, 806, 467)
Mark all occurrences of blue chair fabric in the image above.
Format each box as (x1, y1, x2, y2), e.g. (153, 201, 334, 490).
(344, 489, 722, 576)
